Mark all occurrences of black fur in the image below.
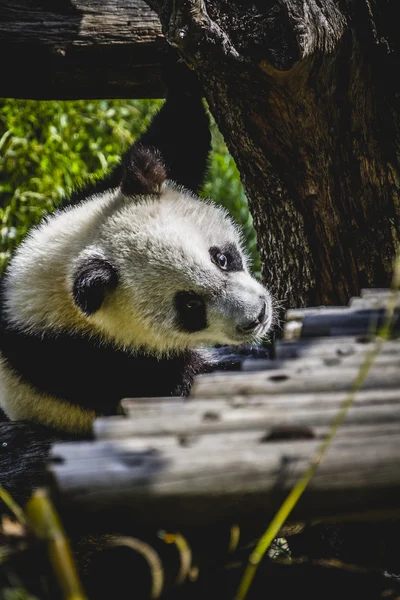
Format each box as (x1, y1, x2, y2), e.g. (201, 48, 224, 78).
(175, 291, 207, 333)
(0, 319, 204, 417)
(134, 83, 211, 195)
(73, 258, 118, 315)
(73, 257, 118, 315)
(0, 421, 73, 504)
(120, 145, 166, 197)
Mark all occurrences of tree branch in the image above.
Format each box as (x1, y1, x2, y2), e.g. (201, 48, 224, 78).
(0, 0, 166, 99)
(164, 0, 244, 66)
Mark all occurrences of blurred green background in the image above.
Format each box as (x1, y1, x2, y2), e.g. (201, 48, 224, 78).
(0, 99, 260, 275)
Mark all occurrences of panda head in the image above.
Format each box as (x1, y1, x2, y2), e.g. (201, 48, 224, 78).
(70, 146, 274, 354)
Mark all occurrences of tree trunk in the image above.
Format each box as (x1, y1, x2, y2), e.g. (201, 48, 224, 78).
(145, 0, 400, 308)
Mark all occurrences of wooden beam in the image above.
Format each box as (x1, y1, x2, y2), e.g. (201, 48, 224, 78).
(0, 0, 167, 99)
(50, 422, 400, 529)
(50, 331, 400, 529)
(44, 290, 400, 530)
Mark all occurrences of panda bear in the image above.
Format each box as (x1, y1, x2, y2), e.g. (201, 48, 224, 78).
(0, 74, 273, 442)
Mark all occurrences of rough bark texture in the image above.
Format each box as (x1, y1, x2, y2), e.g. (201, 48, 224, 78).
(1, 1, 399, 306)
(0, 0, 166, 98)
(145, 0, 400, 308)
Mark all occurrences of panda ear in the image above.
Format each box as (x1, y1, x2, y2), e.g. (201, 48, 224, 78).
(73, 257, 118, 315)
(120, 144, 167, 197)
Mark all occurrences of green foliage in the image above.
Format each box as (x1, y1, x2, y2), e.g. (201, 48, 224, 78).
(0, 98, 160, 271)
(0, 98, 260, 274)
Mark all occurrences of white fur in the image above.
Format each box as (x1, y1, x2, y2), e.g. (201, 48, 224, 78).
(0, 182, 273, 429)
(3, 183, 272, 352)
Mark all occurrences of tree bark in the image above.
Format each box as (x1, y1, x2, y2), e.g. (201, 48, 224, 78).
(0, 0, 166, 99)
(145, 0, 400, 308)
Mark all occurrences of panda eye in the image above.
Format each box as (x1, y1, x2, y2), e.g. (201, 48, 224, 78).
(209, 245, 244, 272)
(216, 253, 228, 270)
(210, 247, 229, 271)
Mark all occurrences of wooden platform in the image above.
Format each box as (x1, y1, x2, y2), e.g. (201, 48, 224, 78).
(49, 289, 400, 530)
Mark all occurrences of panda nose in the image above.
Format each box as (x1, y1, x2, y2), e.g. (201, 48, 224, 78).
(257, 301, 266, 323)
(238, 301, 267, 333)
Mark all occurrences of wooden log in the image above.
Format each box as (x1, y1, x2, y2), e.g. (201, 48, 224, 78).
(360, 289, 395, 299)
(276, 336, 400, 360)
(302, 309, 400, 338)
(0, 0, 165, 99)
(283, 289, 400, 339)
(48, 290, 400, 531)
(192, 363, 400, 398)
(274, 336, 400, 361)
(284, 307, 346, 341)
(244, 342, 400, 372)
(284, 307, 400, 339)
(348, 296, 397, 309)
(95, 390, 400, 439)
(50, 425, 400, 528)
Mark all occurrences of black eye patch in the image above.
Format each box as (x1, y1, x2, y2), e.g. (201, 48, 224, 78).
(175, 291, 207, 333)
(209, 243, 244, 272)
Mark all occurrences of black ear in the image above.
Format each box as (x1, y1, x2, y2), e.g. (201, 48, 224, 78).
(73, 258, 118, 315)
(121, 145, 167, 197)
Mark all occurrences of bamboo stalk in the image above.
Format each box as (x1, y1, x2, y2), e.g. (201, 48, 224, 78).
(26, 489, 87, 600)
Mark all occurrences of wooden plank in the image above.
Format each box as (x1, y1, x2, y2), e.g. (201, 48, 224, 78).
(0, 0, 166, 99)
(360, 288, 395, 298)
(348, 297, 397, 309)
(283, 289, 400, 339)
(284, 307, 345, 340)
(92, 420, 400, 444)
(192, 363, 400, 398)
(50, 427, 400, 528)
(284, 307, 400, 339)
(300, 308, 400, 338)
(95, 389, 400, 438)
(120, 387, 400, 412)
(47, 289, 400, 529)
(244, 344, 400, 372)
(96, 402, 400, 439)
(274, 336, 400, 360)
